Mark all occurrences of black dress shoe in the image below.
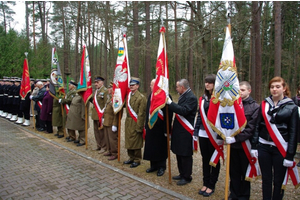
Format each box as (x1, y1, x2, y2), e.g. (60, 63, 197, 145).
(37, 128, 45, 132)
(66, 136, 70, 140)
(203, 189, 214, 197)
(130, 162, 140, 168)
(198, 187, 207, 195)
(67, 139, 74, 142)
(297, 161, 300, 167)
(57, 135, 64, 138)
(146, 167, 157, 173)
(74, 140, 80, 143)
(177, 178, 191, 186)
(76, 143, 85, 147)
(157, 168, 165, 176)
(172, 175, 181, 180)
(123, 160, 134, 164)
(54, 133, 59, 136)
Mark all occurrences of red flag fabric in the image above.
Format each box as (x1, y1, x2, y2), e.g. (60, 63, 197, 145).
(20, 58, 31, 100)
(77, 46, 92, 105)
(148, 26, 169, 129)
(112, 33, 130, 114)
(207, 26, 246, 139)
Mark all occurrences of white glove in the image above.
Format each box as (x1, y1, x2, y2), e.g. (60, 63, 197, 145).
(283, 159, 294, 167)
(112, 125, 117, 132)
(58, 99, 62, 103)
(251, 150, 258, 158)
(216, 139, 223, 146)
(101, 118, 104, 124)
(225, 136, 236, 144)
(29, 95, 33, 100)
(166, 97, 172, 105)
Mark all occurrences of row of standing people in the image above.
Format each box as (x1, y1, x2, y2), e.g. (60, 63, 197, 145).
(1, 75, 298, 200)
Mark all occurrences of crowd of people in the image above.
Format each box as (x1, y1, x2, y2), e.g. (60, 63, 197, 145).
(0, 75, 299, 200)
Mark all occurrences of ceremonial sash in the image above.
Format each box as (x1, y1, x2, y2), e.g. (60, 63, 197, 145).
(127, 92, 138, 122)
(262, 101, 300, 189)
(64, 104, 69, 115)
(242, 139, 261, 181)
(175, 113, 197, 151)
(158, 109, 164, 120)
(37, 101, 42, 109)
(94, 90, 106, 127)
(199, 97, 224, 167)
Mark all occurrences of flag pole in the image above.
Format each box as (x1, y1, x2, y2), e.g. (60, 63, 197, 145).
(166, 105, 172, 184)
(85, 105, 88, 150)
(117, 110, 122, 162)
(224, 6, 231, 199)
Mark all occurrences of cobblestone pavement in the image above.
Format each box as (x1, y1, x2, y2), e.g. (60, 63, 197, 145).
(0, 118, 191, 200)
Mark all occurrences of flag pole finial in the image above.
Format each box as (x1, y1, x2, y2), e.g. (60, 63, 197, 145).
(121, 27, 127, 37)
(24, 52, 28, 58)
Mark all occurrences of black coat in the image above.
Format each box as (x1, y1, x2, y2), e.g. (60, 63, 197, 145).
(143, 94, 173, 161)
(252, 97, 299, 160)
(169, 89, 198, 156)
(231, 96, 259, 149)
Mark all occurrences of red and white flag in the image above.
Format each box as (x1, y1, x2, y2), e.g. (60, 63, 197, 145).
(148, 26, 169, 129)
(20, 57, 31, 100)
(207, 26, 246, 139)
(113, 33, 130, 114)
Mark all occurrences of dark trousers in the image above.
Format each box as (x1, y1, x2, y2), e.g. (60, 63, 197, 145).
(176, 154, 192, 181)
(45, 121, 53, 133)
(229, 148, 250, 200)
(150, 159, 166, 170)
(199, 137, 220, 189)
(20, 105, 30, 120)
(258, 143, 286, 200)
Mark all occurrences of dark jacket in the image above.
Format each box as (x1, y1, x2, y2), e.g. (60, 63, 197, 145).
(143, 94, 173, 161)
(32, 86, 46, 112)
(193, 94, 209, 136)
(252, 97, 299, 160)
(40, 91, 53, 121)
(231, 96, 259, 149)
(169, 88, 198, 156)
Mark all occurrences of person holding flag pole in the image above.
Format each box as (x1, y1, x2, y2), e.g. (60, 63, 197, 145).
(206, 23, 247, 200)
(49, 47, 66, 138)
(145, 23, 173, 181)
(251, 76, 300, 200)
(18, 52, 32, 126)
(113, 27, 130, 162)
(76, 45, 92, 149)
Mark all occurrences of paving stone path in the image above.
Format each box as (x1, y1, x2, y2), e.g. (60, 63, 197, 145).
(0, 118, 191, 200)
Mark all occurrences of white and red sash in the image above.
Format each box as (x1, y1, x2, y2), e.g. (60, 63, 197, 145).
(158, 109, 164, 120)
(175, 113, 197, 151)
(242, 139, 261, 181)
(94, 90, 106, 127)
(199, 97, 224, 167)
(64, 104, 69, 115)
(127, 92, 138, 122)
(262, 101, 300, 189)
(37, 101, 42, 109)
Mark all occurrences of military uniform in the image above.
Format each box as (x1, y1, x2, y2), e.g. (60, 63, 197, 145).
(11, 78, 21, 121)
(65, 94, 88, 145)
(31, 83, 46, 130)
(124, 78, 147, 166)
(52, 98, 64, 137)
(103, 82, 119, 160)
(5, 78, 15, 119)
(61, 83, 77, 140)
(91, 76, 108, 152)
(1, 78, 9, 117)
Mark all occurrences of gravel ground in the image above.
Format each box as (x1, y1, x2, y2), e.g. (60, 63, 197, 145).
(23, 105, 300, 200)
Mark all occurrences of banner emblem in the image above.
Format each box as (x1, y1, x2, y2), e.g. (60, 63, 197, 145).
(220, 113, 234, 129)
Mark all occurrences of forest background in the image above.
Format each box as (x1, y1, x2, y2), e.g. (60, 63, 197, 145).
(0, 1, 299, 102)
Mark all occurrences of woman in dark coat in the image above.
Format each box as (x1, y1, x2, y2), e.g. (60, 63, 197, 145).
(40, 84, 53, 133)
(143, 79, 173, 176)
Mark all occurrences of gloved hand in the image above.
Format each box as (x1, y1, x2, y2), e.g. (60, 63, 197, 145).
(101, 118, 104, 124)
(29, 95, 33, 100)
(166, 97, 172, 105)
(112, 125, 117, 132)
(58, 99, 62, 103)
(216, 139, 223, 146)
(283, 159, 294, 167)
(225, 136, 236, 144)
(251, 150, 258, 158)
